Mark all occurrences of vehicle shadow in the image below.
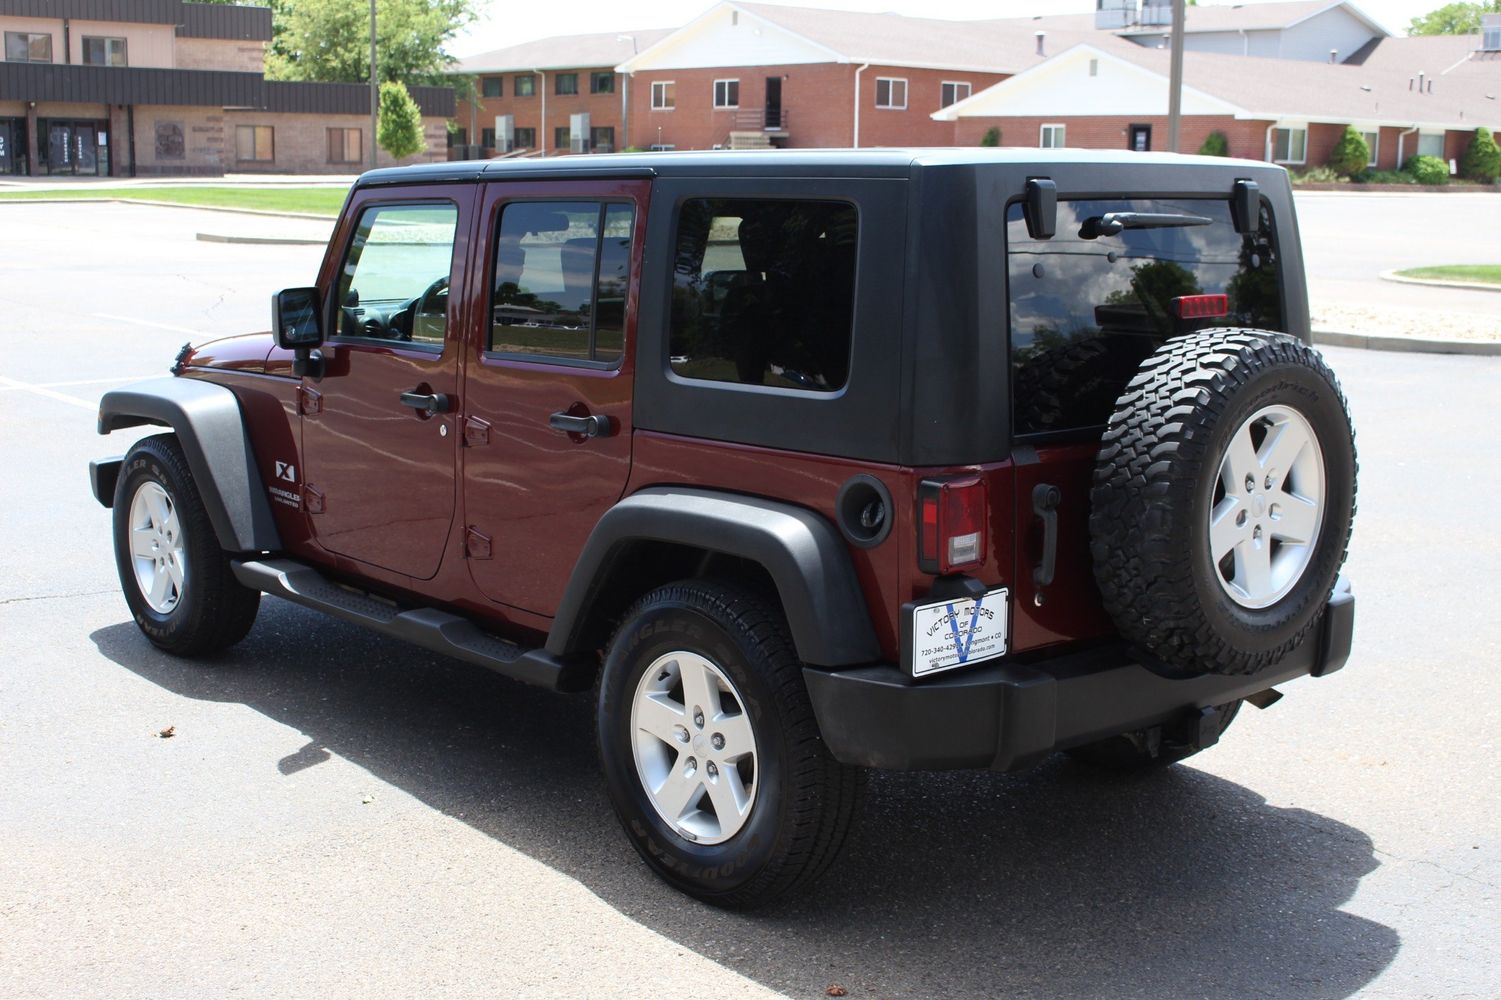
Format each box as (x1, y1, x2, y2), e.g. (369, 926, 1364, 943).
(92, 604, 1398, 1000)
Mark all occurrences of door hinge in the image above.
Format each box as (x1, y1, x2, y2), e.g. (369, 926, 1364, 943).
(463, 416, 491, 447)
(303, 484, 326, 514)
(465, 526, 492, 560)
(297, 384, 323, 415)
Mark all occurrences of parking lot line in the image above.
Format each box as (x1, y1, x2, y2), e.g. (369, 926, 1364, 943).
(91, 312, 205, 337)
(0, 375, 159, 390)
(0, 373, 101, 410)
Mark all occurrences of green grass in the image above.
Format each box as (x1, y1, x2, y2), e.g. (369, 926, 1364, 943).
(1396, 265, 1501, 286)
(0, 185, 348, 216)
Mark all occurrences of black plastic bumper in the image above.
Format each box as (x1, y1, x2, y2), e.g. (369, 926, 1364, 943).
(90, 456, 123, 508)
(803, 577, 1354, 772)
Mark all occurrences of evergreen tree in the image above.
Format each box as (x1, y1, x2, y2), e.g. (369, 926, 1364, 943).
(1459, 127, 1501, 182)
(1327, 126, 1370, 178)
(378, 80, 426, 160)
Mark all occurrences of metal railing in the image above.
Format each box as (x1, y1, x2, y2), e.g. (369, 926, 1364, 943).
(730, 108, 790, 131)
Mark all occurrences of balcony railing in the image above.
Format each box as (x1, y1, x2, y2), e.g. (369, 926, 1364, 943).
(730, 108, 790, 132)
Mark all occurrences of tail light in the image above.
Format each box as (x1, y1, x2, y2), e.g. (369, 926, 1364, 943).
(1170, 294, 1229, 319)
(917, 476, 988, 575)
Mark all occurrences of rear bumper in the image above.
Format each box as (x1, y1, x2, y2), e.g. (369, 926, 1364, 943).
(803, 576, 1354, 772)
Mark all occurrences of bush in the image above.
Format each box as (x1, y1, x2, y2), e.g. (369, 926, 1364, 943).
(377, 80, 427, 161)
(979, 126, 1001, 147)
(1354, 169, 1417, 185)
(1403, 154, 1449, 185)
(1326, 126, 1371, 178)
(1459, 127, 1501, 183)
(1292, 166, 1342, 183)
(1197, 131, 1229, 157)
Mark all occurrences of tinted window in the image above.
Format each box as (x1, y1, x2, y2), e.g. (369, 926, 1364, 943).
(670, 199, 857, 393)
(491, 201, 634, 364)
(335, 203, 457, 347)
(1008, 197, 1282, 435)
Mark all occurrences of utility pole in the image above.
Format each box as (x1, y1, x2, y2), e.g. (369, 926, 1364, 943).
(369, 0, 378, 170)
(1167, 0, 1185, 153)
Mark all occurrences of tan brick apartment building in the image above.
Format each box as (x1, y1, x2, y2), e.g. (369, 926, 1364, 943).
(0, 0, 453, 176)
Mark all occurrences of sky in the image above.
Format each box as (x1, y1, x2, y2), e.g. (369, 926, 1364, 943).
(452, 0, 1449, 57)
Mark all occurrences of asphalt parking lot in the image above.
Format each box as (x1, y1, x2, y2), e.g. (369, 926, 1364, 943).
(1, 199, 1498, 999)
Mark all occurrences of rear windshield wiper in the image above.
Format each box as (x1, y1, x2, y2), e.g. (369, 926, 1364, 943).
(1079, 212, 1213, 239)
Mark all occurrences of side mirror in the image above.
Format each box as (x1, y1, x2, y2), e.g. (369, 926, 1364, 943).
(273, 287, 324, 350)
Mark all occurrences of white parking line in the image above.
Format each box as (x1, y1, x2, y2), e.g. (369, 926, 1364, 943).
(0, 374, 98, 410)
(0, 375, 159, 390)
(92, 313, 204, 337)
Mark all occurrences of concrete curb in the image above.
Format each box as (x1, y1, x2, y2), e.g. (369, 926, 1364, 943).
(1313, 330, 1501, 356)
(1379, 269, 1501, 293)
(0, 196, 338, 221)
(196, 232, 327, 246)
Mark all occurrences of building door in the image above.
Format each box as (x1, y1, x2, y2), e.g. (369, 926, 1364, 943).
(41, 120, 106, 175)
(74, 124, 98, 174)
(765, 77, 783, 129)
(48, 123, 73, 173)
(0, 121, 14, 175)
(1129, 124, 1151, 152)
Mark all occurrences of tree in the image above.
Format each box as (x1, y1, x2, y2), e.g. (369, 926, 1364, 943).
(1407, 1, 1501, 35)
(1198, 131, 1229, 156)
(1327, 126, 1370, 177)
(979, 127, 1001, 147)
(1459, 127, 1501, 182)
(377, 80, 427, 160)
(266, 0, 477, 86)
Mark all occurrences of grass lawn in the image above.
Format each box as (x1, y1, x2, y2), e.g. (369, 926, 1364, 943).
(1395, 264, 1501, 286)
(0, 186, 348, 216)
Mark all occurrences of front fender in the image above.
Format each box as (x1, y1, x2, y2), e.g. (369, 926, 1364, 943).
(547, 487, 880, 667)
(97, 377, 282, 554)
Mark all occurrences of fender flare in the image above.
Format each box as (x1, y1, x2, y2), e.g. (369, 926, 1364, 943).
(98, 377, 282, 554)
(547, 487, 881, 667)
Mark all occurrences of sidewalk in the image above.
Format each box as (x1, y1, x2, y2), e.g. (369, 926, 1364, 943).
(0, 173, 357, 190)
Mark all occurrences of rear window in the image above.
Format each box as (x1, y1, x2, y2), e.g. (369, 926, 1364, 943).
(1007, 198, 1282, 436)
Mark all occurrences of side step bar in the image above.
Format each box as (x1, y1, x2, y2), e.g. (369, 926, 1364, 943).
(231, 558, 594, 692)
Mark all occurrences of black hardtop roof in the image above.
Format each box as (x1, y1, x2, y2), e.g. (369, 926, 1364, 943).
(354, 147, 1284, 189)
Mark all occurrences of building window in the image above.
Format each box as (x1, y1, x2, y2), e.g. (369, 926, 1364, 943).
(514, 127, 536, 149)
(651, 81, 675, 110)
(1040, 123, 1066, 148)
(648, 143, 675, 151)
(482, 76, 502, 98)
(1360, 130, 1379, 167)
(82, 36, 127, 67)
(713, 79, 740, 108)
(449, 127, 468, 147)
(940, 81, 971, 108)
(235, 125, 274, 162)
(591, 126, 615, 152)
(1271, 126, 1306, 163)
(328, 128, 362, 164)
(1416, 132, 1445, 159)
(591, 72, 614, 94)
(875, 77, 907, 110)
(554, 126, 571, 150)
(515, 74, 535, 97)
(555, 73, 578, 96)
(4, 31, 53, 63)
(480, 127, 496, 149)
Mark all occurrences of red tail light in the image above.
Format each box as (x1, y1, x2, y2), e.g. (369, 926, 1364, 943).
(1170, 294, 1230, 319)
(917, 476, 988, 575)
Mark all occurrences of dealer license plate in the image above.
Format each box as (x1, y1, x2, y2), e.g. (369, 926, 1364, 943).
(909, 589, 1010, 678)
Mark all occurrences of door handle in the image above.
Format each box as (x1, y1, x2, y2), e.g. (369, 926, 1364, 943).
(399, 390, 451, 414)
(1032, 483, 1061, 588)
(548, 411, 613, 438)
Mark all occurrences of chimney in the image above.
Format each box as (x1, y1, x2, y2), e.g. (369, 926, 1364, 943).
(1035, 31, 1046, 56)
(1329, 48, 1338, 63)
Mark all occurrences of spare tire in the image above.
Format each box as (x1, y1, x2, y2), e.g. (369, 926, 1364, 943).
(1089, 330, 1357, 677)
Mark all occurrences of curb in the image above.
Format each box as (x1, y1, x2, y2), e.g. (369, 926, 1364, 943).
(1313, 330, 1501, 356)
(197, 232, 327, 246)
(0, 196, 338, 221)
(1378, 269, 1501, 294)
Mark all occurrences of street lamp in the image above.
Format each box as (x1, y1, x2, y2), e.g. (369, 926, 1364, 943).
(369, 0, 378, 170)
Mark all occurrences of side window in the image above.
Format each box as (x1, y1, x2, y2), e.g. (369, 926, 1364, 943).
(490, 201, 635, 365)
(334, 203, 458, 348)
(669, 199, 857, 393)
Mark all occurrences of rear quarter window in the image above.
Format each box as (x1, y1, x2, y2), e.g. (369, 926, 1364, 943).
(1007, 198, 1282, 436)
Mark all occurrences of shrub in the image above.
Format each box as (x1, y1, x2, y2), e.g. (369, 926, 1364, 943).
(979, 126, 1001, 147)
(1197, 131, 1229, 157)
(1403, 154, 1449, 185)
(1292, 166, 1342, 183)
(1459, 127, 1501, 183)
(1354, 169, 1417, 185)
(377, 80, 427, 161)
(1326, 126, 1371, 178)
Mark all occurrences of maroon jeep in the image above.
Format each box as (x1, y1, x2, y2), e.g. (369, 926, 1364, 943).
(92, 149, 1356, 908)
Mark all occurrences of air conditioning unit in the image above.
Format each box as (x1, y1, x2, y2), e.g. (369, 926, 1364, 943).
(1482, 13, 1500, 52)
(1095, 0, 1137, 30)
(1140, 0, 1173, 28)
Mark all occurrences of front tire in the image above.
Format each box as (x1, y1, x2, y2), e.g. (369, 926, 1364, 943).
(596, 581, 862, 908)
(112, 434, 260, 655)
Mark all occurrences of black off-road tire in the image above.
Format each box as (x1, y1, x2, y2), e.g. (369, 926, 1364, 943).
(112, 434, 260, 655)
(1065, 700, 1242, 771)
(596, 580, 863, 909)
(1090, 330, 1356, 677)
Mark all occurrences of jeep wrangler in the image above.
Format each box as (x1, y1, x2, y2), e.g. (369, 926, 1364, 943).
(91, 149, 1356, 908)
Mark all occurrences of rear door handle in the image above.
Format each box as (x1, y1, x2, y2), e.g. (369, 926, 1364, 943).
(548, 411, 613, 438)
(399, 391, 451, 414)
(1032, 483, 1061, 587)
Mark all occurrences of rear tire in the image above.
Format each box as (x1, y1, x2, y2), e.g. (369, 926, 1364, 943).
(112, 434, 260, 655)
(596, 581, 862, 909)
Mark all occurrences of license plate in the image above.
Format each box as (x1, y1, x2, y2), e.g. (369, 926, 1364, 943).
(910, 589, 1010, 678)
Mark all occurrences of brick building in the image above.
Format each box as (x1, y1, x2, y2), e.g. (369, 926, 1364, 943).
(0, 0, 453, 177)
